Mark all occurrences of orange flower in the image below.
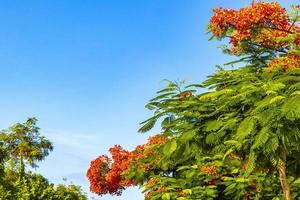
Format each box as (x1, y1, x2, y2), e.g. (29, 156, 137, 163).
(87, 135, 168, 196)
(209, 2, 298, 55)
(268, 54, 300, 71)
(86, 155, 110, 194)
(145, 177, 159, 188)
(200, 162, 220, 177)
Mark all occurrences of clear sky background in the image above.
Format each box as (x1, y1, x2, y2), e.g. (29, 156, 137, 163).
(0, 0, 297, 199)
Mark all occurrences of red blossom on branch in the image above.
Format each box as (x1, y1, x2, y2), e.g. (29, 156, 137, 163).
(86, 135, 168, 196)
(209, 2, 298, 55)
(86, 146, 132, 196)
(268, 54, 300, 71)
(86, 155, 110, 194)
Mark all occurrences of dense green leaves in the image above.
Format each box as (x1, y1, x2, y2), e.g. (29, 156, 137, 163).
(236, 117, 257, 141)
(282, 95, 300, 120)
(89, 2, 300, 199)
(0, 118, 53, 178)
(134, 67, 300, 199)
(0, 119, 88, 200)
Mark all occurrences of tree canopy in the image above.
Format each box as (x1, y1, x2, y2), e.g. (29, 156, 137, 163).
(0, 118, 88, 200)
(87, 1, 300, 200)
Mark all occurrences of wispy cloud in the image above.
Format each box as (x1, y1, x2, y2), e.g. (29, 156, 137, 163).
(44, 129, 99, 146)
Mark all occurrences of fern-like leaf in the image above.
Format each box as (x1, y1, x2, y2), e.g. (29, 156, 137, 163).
(252, 127, 271, 150)
(282, 95, 300, 120)
(236, 117, 257, 141)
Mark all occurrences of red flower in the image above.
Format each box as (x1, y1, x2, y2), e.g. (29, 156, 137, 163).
(86, 155, 110, 194)
(209, 2, 298, 55)
(87, 135, 168, 196)
(268, 54, 300, 71)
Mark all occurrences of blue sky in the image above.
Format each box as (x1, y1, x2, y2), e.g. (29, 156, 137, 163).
(0, 0, 297, 199)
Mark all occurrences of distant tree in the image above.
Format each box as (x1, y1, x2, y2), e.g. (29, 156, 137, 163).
(14, 173, 55, 200)
(0, 117, 53, 178)
(54, 183, 88, 200)
(1, 172, 88, 200)
(0, 118, 88, 200)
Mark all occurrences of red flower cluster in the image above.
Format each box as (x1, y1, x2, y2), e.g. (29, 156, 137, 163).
(128, 135, 168, 171)
(145, 177, 159, 188)
(200, 162, 220, 177)
(86, 155, 110, 194)
(268, 54, 300, 71)
(86, 146, 132, 196)
(106, 145, 133, 194)
(209, 2, 298, 54)
(87, 135, 168, 196)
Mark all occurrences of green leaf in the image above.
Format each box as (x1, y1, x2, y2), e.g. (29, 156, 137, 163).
(163, 140, 177, 156)
(224, 183, 237, 195)
(162, 193, 171, 200)
(253, 95, 284, 114)
(150, 92, 177, 102)
(156, 87, 177, 94)
(269, 96, 285, 104)
(200, 89, 234, 100)
(180, 130, 196, 142)
(252, 127, 270, 149)
(206, 131, 225, 144)
(205, 120, 223, 132)
(262, 82, 285, 92)
(224, 57, 249, 66)
(282, 95, 300, 120)
(264, 137, 279, 154)
(236, 117, 256, 141)
(182, 189, 192, 195)
(186, 170, 196, 178)
(138, 119, 157, 133)
(293, 178, 300, 185)
(145, 103, 156, 110)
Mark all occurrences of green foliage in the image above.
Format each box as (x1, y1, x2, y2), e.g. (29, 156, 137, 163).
(128, 65, 300, 199)
(14, 173, 55, 200)
(0, 118, 88, 200)
(54, 183, 87, 200)
(89, 2, 300, 199)
(0, 118, 53, 178)
(2, 173, 88, 200)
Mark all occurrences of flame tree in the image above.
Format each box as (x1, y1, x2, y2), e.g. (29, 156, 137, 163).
(87, 2, 300, 200)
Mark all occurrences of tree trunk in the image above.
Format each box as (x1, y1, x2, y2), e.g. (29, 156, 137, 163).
(279, 146, 292, 200)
